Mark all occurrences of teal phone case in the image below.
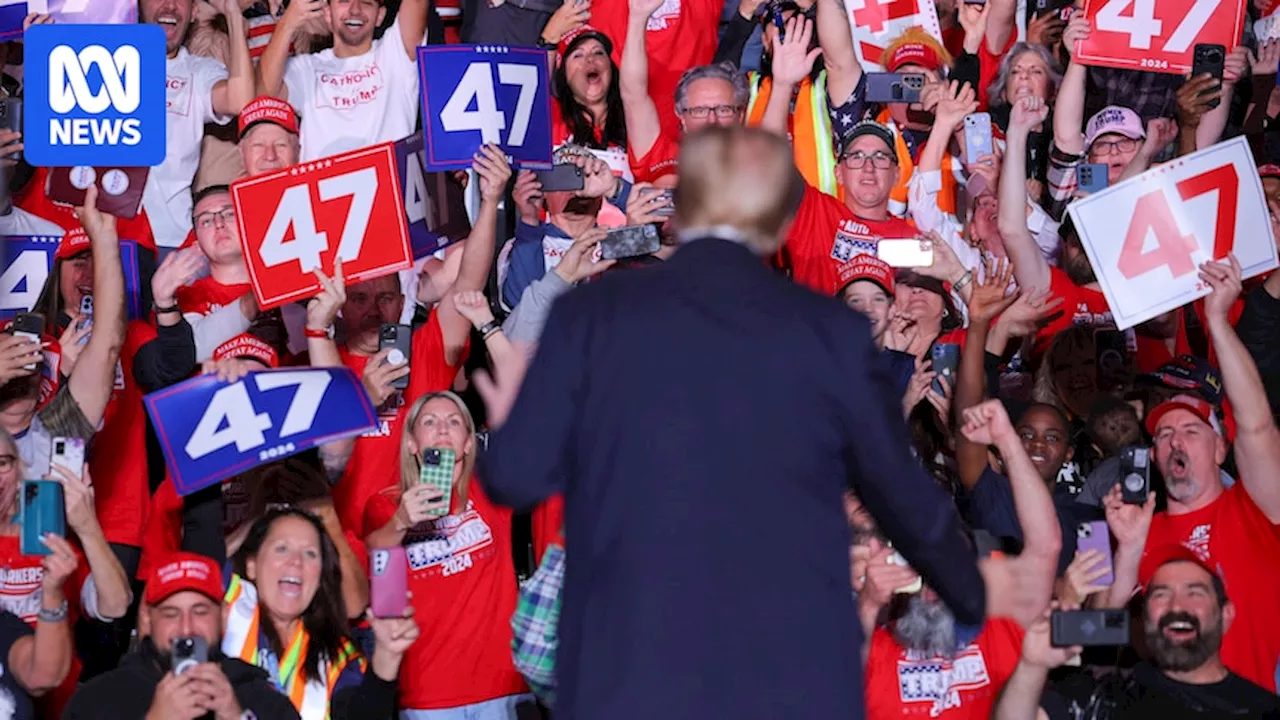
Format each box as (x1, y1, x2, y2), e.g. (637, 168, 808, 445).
(418, 448, 456, 519)
(20, 481, 65, 556)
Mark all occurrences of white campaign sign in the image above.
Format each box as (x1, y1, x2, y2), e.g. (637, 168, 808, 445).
(1067, 136, 1279, 330)
(846, 0, 944, 71)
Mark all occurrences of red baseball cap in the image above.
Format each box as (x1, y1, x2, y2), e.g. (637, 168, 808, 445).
(144, 553, 224, 605)
(1141, 543, 1222, 593)
(238, 96, 299, 138)
(884, 42, 942, 73)
(1259, 163, 1280, 180)
(558, 25, 613, 59)
(835, 253, 895, 297)
(1145, 393, 1223, 438)
(55, 227, 90, 260)
(213, 334, 279, 368)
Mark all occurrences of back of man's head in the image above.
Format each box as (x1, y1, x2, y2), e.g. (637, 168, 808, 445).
(673, 127, 803, 256)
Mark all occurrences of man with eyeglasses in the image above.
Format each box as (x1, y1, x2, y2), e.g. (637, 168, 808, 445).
(774, 119, 918, 296)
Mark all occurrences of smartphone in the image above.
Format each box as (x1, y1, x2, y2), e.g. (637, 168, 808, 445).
(1051, 609, 1129, 647)
(0, 98, 20, 161)
(865, 73, 925, 104)
(1076, 163, 1108, 195)
(1094, 329, 1130, 390)
(930, 343, 960, 397)
(652, 188, 676, 218)
(534, 164, 585, 193)
(887, 548, 923, 594)
(50, 437, 85, 480)
(963, 113, 994, 164)
(20, 481, 65, 556)
(171, 636, 209, 675)
(369, 547, 410, 618)
(876, 238, 933, 268)
(1119, 446, 1150, 504)
(378, 324, 412, 392)
(419, 447, 456, 519)
(10, 313, 44, 371)
(1191, 44, 1226, 110)
(1076, 521, 1114, 587)
(600, 224, 660, 261)
(76, 295, 93, 346)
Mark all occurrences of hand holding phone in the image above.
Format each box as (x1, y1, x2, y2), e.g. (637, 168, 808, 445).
(1074, 521, 1115, 587)
(171, 637, 209, 675)
(10, 313, 44, 371)
(1119, 446, 1150, 504)
(378, 324, 412, 391)
(865, 73, 926, 104)
(370, 547, 410, 618)
(20, 481, 65, 556)
(929, 343, 960, 397)
(1051, 609, 1128, 647)
(418, 448, 456, 519)
(1191, 44, 1226, 110)
(1076, 163, 1108, 195)
(877, 238, 933, 268)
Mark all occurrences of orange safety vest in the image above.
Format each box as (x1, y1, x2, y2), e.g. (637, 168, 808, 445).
(746, 71, 840, 198)
(876, 108, 964, 218)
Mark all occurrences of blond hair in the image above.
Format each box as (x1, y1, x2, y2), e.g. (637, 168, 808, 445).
(398, 391, 478, 508)
(673, 127, 804, 255)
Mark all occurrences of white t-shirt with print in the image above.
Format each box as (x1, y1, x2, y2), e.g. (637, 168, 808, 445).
(283, 17, 423, 161)
(0, 207, 64, 237)
(143, 48, 231, 248)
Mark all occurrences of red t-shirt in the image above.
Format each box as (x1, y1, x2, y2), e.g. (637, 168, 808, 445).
(592, 0, 721, 129)
(784, 185, 918, 295)
(864, 618, 1023, 718)
(334, 312, 466, 535)
(1036, 268, 1178, 373)
(89, 320, 157, 548)
(364, 478, 527, 709)
(0, 534, 89, 716)
(1140, 484, 1280, 692)
(628, 130, 680, 185)
(175, 277, 252, 316)
(530, 495, 564, 562)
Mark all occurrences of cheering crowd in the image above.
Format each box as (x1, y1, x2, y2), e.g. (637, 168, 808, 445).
(0, 0, 1278, 717)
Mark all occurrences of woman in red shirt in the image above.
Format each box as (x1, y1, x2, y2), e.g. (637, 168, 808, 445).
(364, 391, 530, 717)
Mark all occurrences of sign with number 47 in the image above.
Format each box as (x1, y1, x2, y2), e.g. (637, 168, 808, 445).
(1067, 136, 1278, 330)
(232, 142, 413, 310)
(1076, 0, 1245, 74)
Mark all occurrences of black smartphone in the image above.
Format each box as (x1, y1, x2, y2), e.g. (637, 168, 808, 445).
(0, 98, 20, 161)
(378, 323, 412, 392)
(865, 73, 925, 104)
(1191, 44, 1226, 110)
(1119, 445, 1150, 504)
(600, 224, 660, 261)
(534, 164, 585, 192)
(930, 343, 959, 397)
(1051, 609, 1129, 647)
(10, 313, 43, 371)
(1094, 329, 1130, 391)
(171, 636, 209, 675)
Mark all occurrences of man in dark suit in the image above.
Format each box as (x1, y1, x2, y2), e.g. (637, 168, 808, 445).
(478, 127, 1053, 719)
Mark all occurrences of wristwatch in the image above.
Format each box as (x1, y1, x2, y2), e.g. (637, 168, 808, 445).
(37, 600, 68, 623)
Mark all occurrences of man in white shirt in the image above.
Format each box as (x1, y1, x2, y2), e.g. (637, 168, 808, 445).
(139, 0, 253, 249)
(256, 0, 431, 161)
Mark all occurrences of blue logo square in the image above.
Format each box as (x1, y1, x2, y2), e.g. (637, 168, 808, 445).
(23, 24, 167, 167)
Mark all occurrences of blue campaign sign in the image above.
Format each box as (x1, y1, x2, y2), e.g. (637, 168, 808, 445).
(0, 236, 59, 320)
(393, 133, 472, 259)
(419, 45, 553, 172)
(145, 367, 378, 496)
(1, 1, 138, 41)
(24, 23, 166, 167)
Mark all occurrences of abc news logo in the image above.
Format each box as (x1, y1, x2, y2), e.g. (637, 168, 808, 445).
(25, 25, 166, 167)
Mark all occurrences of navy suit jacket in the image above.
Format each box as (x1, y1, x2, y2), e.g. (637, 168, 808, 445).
(481, 237, 986, 719)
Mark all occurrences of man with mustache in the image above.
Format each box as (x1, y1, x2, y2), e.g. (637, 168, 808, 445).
(256, 0, 431, 161)
(993, 549, 1280, 718)
(139, 0, 253, 248)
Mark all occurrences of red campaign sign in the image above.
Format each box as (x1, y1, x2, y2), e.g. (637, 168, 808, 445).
(1075, 0, 1245, 74)
(232, 143, 413, 310)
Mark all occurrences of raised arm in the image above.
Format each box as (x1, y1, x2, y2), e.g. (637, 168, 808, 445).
(954, 261, 1018, 490)
(920, 81, 976, 173)
(398, 0, 431, 59)
(761, 15, 821, 136)
(66, 189, 123, 428)
(983, 0, 1018, 53)
(816, 0, 861, 106)
(209, 0, 253, 116)
(435, 145, 510, 366)
(256, 0, 323, 99)
(306, 263, 356, 483)
(1053, 15, 1091, 156)
(999, 97, 1052, 291)
(1202, 257, 1280, 521)
(53, 464, 132, 621)
(621, 0, 667, 160)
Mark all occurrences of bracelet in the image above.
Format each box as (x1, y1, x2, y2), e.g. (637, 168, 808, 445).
(952, 271, 974, 292)
(37, 600, 68, 623)
(154, 303, 181, 315)
(304, 325, 334, 340)
(477, 320, 501, 339)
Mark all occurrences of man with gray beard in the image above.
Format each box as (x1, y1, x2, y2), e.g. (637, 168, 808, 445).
(856, 400, 1061, 719)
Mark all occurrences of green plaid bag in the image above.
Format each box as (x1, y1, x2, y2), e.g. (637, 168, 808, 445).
(511, 543, 564, 707)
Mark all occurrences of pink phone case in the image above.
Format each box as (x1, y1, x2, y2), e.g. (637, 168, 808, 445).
(369, 547, 409, 618)
(1076, 520, 1114, 587)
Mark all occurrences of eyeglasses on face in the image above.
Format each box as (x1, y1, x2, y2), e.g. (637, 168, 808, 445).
(682, 105, 742, 120)
(840, 150, 896, 169)
(194, 207, 236, 231)
(0, 456, 15, 473)
(1091, 138, 1138, 156)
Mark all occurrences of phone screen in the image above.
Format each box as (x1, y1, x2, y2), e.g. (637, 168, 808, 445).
(876, 238, 933, 268)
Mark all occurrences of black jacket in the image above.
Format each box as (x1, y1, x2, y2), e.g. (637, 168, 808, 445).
(480, 236, 986, 720)
(61, 639, 300, 720)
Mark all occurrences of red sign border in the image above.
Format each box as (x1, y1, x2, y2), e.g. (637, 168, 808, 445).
(232, 143, 414, 310)
(1074, 0, 1246, 75)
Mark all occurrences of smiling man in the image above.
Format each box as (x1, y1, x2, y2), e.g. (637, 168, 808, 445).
(139, 0, 253, 248)
(256, 0, 431, 161)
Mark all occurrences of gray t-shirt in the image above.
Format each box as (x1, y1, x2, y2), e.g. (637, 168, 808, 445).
(1077, 454, 1236, 508)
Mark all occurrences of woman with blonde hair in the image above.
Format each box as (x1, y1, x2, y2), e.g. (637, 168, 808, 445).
(364, 390, 530, 719)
